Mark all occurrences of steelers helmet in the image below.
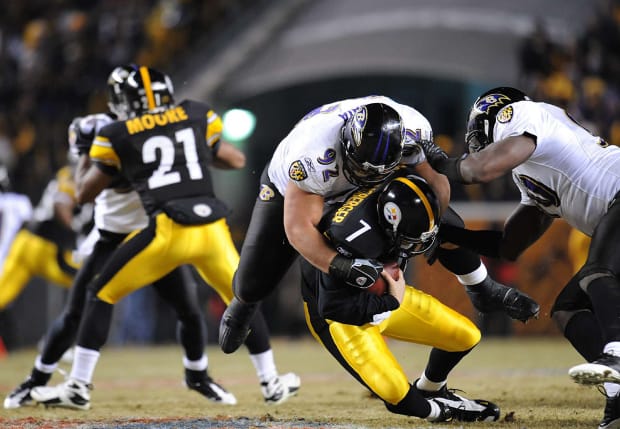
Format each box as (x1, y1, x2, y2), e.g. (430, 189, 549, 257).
(341, 103, 404, 186)
(377, 174, 440, 257)
(465, 86, 530, 153)
(106, 64, 138, 119)
(120, 66, 174, 118)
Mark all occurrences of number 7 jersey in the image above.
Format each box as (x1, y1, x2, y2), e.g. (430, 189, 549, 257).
(89, 100, 229, 222)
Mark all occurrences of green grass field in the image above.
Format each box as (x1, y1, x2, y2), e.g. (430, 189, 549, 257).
(0, 336, 606, 428)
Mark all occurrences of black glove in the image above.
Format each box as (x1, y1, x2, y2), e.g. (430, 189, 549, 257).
(328, 254, 383, 289)
(465, 276, 540, 323)
(418, 139, 448, 169)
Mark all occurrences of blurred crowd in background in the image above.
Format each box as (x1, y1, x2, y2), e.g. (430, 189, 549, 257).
(0, 1, 619, 345)
(1, 0, 619, 203)
(0, 0, 253, 201)
(518, 3, 620, 142)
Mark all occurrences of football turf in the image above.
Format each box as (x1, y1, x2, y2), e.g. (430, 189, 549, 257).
(0, 337, 604, 428)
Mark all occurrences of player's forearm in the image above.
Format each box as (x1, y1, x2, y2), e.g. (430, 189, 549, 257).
(286, 224, 337, 273)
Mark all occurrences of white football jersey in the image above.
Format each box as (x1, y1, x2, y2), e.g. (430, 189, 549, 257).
(268, 95, 429, 203)
(0, 192, 32, 266)
(493, 100, 620, 236)
(78, 114, 148, 233)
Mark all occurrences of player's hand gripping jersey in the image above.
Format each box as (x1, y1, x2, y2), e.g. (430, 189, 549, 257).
(493, 101, 620, 236)
(90, 100, 230, 225)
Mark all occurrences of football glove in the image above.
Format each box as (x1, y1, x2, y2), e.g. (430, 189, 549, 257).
(418, 139, 448, 169)
(328, 255, 383, 289)
(465, 276, 540, 323)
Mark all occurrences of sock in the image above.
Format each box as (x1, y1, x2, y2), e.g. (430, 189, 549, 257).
(250, 349, 278, 383)
(456, 264, 488, 286)
(34, 355, 58, 374)
(69, 346, 100, 384)
(183, 355, 207, 371)
(416, 373, 446, 392)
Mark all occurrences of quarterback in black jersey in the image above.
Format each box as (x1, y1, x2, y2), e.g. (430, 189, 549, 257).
(301, 172, 500, 423)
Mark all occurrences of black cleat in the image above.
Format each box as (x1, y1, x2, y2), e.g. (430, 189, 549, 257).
(416, 382, 500, 422)
(185, 374, 237, 405)
(426, 398, 454, 423)
(466, 275, 540, 323)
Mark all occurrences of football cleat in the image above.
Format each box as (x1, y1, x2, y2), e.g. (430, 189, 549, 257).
(185, 375, 237, 405)
(415, 382, 500, 422)
(30, 378, 92, 410)
(426, 398, 454, 422)
(600, 393, 620, 429)
(569, 354, 620, 385)
(261, 372, 301, 405)
(466, 275, 540, 323)
(4, 377, 41, 409)
(218, 298, 257, 354)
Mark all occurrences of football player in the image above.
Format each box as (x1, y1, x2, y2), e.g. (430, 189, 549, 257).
(17, 66, 298, 410)
(423, 86, 620, 429)
(301, 172, 500, 422)
(4, 83, 237, 408)
(0, 163, 89, 312)
(219, 96, 539, 355)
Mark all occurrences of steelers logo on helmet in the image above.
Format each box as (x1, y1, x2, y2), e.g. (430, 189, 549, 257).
(382, 202, 402, 231)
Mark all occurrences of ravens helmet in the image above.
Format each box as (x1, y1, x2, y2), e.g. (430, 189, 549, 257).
(466, 86, 530, 153)
(120, 66, 174, 118)
(377, 175, 440, 257)
(341, 103, 404, 186)
(106, 64, 138, 119)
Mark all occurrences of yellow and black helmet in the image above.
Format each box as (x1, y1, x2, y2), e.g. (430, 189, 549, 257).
(120, 66, 174, 118)
(377, 174, 440, 257)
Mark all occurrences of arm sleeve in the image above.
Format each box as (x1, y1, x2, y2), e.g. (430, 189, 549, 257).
(439, 223, 503, 258)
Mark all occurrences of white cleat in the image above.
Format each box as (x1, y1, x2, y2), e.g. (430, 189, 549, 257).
(261, 372, 300, 405)
(30, 378, 92, 410)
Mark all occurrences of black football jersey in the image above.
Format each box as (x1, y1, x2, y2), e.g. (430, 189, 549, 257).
(321, 185, 395, 262)
(91, 100, 229, 222)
